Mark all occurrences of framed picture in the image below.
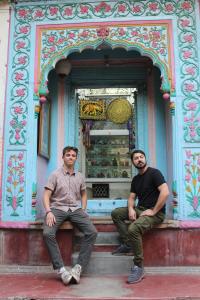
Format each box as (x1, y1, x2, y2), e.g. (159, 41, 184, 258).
(38, 101, 50, 159)
(79, 99, 106, 120)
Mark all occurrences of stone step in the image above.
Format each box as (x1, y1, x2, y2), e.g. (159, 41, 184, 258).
(75, 231, 120, 245)
(72, 252, 133, 275)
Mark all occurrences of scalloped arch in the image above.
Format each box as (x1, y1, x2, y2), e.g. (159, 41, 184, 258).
(36, 22, 174, 96)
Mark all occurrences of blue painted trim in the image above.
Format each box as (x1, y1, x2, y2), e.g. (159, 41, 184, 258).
(136, 91, 149, 159)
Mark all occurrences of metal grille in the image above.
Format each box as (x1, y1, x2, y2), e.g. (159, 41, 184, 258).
(92, 184, 109, 198)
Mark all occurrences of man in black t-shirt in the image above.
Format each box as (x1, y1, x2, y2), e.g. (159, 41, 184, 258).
(111, 150, 169, 284)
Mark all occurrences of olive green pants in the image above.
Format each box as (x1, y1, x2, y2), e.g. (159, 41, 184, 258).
(111, 206, 165, 267)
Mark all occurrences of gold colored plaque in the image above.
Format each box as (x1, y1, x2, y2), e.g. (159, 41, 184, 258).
(79, 100, 106, 120)
(107, 98, 132, 124)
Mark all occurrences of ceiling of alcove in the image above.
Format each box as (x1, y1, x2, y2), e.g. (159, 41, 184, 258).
(48, 48, 161, 88)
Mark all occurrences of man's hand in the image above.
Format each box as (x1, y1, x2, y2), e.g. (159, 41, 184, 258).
(140, 209, 155, 217)
(46, 211, 56, 227)
(129, 207, 136, 221)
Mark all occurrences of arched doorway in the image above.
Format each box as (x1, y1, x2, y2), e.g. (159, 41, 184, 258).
(36, 48, 172, 218)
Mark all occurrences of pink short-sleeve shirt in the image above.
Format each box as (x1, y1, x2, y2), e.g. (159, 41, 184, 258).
(45, 166, 86, 213)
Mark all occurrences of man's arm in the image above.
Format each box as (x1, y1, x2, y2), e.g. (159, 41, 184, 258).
(128, 192, 137, 221)
(140, 183, 169, 216)
(81, 189, 87, 210)
(43, 188, 56, 226)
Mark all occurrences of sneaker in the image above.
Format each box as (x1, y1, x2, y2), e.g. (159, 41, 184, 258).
(127, 265, 145, 284)
(58, 267, 72, 285)
(71, 264, 82, 284)
(112, 244, 132, 255)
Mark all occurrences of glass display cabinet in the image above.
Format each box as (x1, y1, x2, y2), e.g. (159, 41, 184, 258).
(86, 129, 132, 181)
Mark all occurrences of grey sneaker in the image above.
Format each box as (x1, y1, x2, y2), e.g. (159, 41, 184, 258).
(112, 244, 132, 255)
(127, 265, 145, 284)
(59, 267, 72, 285)
(71, 264, 82, 284)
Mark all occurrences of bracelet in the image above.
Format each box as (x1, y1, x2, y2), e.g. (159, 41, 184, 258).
(46, 210, 51, 216)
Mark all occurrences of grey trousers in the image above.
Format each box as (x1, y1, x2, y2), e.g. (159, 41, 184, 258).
(43, 208, 97, 271)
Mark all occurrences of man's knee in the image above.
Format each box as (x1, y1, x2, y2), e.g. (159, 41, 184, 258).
(111, 207, 120, 220)
(43, 227, 55, 240)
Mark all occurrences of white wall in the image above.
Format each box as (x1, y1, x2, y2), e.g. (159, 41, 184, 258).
(0, 3, 9, 184)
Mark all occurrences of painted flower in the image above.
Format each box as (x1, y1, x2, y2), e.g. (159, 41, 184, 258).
(148, 2, 158, 11)
(192, 196, 199, 210)
(16, 41, 26, 50)
(19, 176, 24, 184)
(80, 30, 89, 38)
(118, 28, 126, 36)
(97, 27, 109, 38)
(80, 5, 89, 14)
(18, 153, 23, 160)
(185, 160, 191, 166)
(10, 119, 16, 126)
(64, 7, 73, 16)
(49, 7, 58, 16)
(185, 66, 195, 76)
(151, 31, 161, 41)
(19, 26, 29, 34)
(186, 150, 192, 159)
(187, 102, 197, 110)
(15, 72, 24, 81)
(17, 9, 28, 18)
(50, 46, 56, 52)
(12, 196, 17, 211)
(58, 38, 64, 44)
(164, 3, 174, 12)
(180, 19, 190, 27)
(95, 2, 111, 13)
(7, 176, 12, 183)
(118, 4, 126, 13)
(15, 132, 21, 141)
(181, 1, 192, 11)
(19, 163, 24, 168)
(190, 130, 196, 137)
(21, 120, 27, 126)
(68, 32, 75, 39)
(185, 173, 191, 182)
(48, 36, 55, 43)
(132, 5, 141, 13)
(16, 89, 25, 97)
(183, 50, 192, 59)
(34, 10, 44, 18)
(183, 34, 193, 43)
(14, 106, 23, 114)
(131, 30, 139, 37)
(185, 83, 194, 92)
(18, 56, 27, 65)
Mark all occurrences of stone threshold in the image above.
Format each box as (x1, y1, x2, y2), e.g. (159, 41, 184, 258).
(0, 265, 200, 274)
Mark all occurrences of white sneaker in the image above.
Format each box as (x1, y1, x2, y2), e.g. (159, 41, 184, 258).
(71, 264, 82, 284)
(58, 267, 72, 285)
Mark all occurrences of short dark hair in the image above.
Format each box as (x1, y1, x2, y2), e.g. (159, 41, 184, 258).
(130, 149, 146, 161)
(62, 146, 78, 157)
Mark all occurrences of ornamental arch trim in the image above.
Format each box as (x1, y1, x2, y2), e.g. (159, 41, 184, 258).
(35, 21, 175, 98)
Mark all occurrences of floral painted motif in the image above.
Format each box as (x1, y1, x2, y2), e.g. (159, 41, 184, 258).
(39, 23, 170, 95)
(185, 151, 200, 217)
(9, 0, 199, 145)
(4, 0, 200, 221)
(6, 152, 25, 216)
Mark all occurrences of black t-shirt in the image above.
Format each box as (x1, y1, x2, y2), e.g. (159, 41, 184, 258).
(130, 167, 166, 213)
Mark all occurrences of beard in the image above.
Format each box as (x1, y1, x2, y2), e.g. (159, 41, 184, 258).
(134, 161, 147, 170)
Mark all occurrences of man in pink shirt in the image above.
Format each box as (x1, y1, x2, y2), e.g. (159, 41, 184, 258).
(43, 146, 97, 285)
